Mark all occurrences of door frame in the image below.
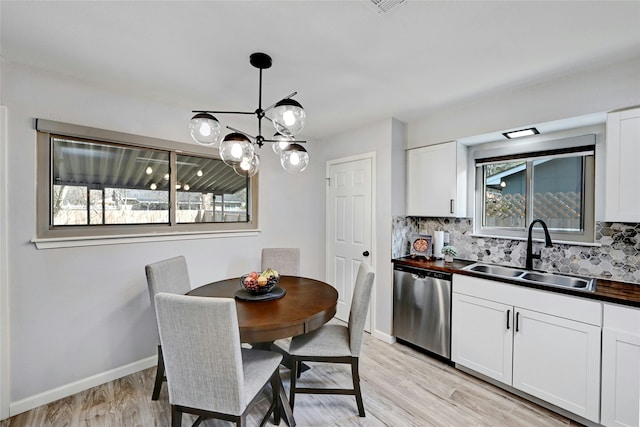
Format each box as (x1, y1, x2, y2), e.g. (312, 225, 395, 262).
(325, 152, 376, 333)
(1, 106, 9, 420)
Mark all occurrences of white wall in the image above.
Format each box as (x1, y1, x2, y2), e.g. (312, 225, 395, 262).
(407, 56, 640, 149)
(1, 62, 325, 414)
(0, 106, 10, 420)
(314, 118, 406, 342)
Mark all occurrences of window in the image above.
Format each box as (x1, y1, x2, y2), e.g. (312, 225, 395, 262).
(475, 143, 595, 243)
(37, 120, 258, 240)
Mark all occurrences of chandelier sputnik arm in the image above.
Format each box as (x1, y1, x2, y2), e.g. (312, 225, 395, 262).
(224, 124, 308, 145)
(189, 52, 308, 176)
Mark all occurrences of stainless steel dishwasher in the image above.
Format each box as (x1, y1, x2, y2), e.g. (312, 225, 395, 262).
(393, 263, 452, 360)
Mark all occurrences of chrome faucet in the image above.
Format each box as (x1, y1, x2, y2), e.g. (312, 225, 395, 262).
(526, 219, 553, 270)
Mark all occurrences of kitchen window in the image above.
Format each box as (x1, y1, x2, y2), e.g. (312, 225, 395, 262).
(474, 140, 595, 244)
(36, 120, 258, 242)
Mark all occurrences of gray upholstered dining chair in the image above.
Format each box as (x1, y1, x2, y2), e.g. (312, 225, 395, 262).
(288, 262, 375, 417)
(154, 293, 288, 427)
(261, 248, 300, 276)
(145, 255, 192, 401)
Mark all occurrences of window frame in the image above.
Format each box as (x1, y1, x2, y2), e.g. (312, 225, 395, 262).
(473, 136, 596, 244)
(35, 119, 259, 242)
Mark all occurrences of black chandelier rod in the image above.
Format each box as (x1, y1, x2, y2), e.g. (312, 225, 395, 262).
(257, 67, 264, 144)
(190, 92, 297, 117)
(263, 91, 297, 113)
(191, 110, 254, 115)
(226, 125, 307, 145)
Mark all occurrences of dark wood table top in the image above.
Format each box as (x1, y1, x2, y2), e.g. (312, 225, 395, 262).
(187, 275, 339, 343)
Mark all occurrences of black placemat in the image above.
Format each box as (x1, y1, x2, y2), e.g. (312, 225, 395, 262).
(234, 286, 286, 302)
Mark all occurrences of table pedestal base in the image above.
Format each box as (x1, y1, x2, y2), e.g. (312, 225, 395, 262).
(251, 342, 311, 373)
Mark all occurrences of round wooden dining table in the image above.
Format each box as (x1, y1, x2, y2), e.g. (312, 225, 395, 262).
(187, 275, 339, 343)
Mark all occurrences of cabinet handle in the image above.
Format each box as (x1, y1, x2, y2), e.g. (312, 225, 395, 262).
(515, 311, 520, 332)
(506, 309, 511, 330)
(450, 199, 455, 214)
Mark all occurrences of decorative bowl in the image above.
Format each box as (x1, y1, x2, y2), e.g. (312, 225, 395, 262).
(240, 274, 278, 295)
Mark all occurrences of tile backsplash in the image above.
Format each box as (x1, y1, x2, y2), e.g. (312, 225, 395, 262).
(392, 217, 640, 285)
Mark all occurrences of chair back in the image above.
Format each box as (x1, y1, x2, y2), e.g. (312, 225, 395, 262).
(261, 248, 300, 276)
(348, 262, 375, 357)
(154, 293, 246, 415)
(145, 256, 192, 343)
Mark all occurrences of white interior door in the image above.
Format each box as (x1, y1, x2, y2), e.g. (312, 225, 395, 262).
(326, 155, 373, 329)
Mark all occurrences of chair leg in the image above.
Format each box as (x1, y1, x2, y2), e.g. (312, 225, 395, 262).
(296, 360, 302, 378)
(278, 375, 296, 427)
(289, 356, 298, 410)
(272, 371, 281, 425)
(152, 345, 165, 401)
(170, 405, 181, 427)
(351, 357, 365, 417)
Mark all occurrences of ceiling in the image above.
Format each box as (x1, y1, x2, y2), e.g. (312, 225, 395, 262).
(1, 1, 639, 142)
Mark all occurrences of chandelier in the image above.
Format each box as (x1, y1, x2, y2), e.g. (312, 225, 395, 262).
(189, 52, 308, 176)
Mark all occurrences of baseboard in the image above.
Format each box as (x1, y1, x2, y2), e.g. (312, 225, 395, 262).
(9, 355, 157, 417)
(372, 329, 396, 344)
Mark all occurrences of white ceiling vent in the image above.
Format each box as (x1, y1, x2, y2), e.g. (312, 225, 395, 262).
(365, 0, 407, 15)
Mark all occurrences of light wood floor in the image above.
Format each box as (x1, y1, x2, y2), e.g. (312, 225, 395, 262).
(0, 331, 584, 427)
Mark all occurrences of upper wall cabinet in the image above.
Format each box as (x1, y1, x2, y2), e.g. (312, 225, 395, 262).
(406, 141, 467, 217)
(605, 107, 640, 221)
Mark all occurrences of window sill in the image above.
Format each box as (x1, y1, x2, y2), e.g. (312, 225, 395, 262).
(470, 233, 601, 248)
(31, 229, 261, 249)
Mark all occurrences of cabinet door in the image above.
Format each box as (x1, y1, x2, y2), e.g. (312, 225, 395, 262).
(606, 107, 640, 221)
(512, 308, 601, 422)
(452, 293, 513, 384)
(406, 142, 466, 217)
(601, 328, 640, 427)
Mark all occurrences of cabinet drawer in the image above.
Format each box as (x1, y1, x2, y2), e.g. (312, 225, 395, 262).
(604, 302, 640, 333)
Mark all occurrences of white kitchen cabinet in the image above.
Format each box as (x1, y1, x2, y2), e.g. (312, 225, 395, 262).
(406, 141, 467, 217)
(452, 274, 602, 423)
(601, 303, 640, 427)
(452, 293, 513, 384)
(512, 307, 601, 421)
(605, 107, 640, 221)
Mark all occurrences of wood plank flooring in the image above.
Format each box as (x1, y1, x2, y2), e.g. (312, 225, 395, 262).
(0, 329, 584, 426)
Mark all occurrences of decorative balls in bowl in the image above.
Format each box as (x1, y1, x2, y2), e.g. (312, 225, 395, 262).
(241, 268, 280, 295)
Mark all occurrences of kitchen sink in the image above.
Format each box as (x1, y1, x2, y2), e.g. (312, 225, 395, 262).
(463, 263, 596, 292)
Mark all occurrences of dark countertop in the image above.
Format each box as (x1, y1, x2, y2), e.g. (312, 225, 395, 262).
(392, 256, 640, 309)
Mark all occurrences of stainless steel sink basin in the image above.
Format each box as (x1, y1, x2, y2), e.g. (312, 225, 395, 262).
(463, 263, 596, 292)
(519, 271, 595, 291)
(464, 263, 525, 278)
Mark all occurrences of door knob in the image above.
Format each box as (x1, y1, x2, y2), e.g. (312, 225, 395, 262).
(363, 251, 370, 257)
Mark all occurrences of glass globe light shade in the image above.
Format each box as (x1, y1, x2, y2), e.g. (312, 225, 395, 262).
(189, 113, 222, 146)
(219, 133, 254, 166)
(280, 143, 309, 174)
(272, 99, 305, 136)
(233, 154, 260, 177)
(271, 132, 294, 155)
